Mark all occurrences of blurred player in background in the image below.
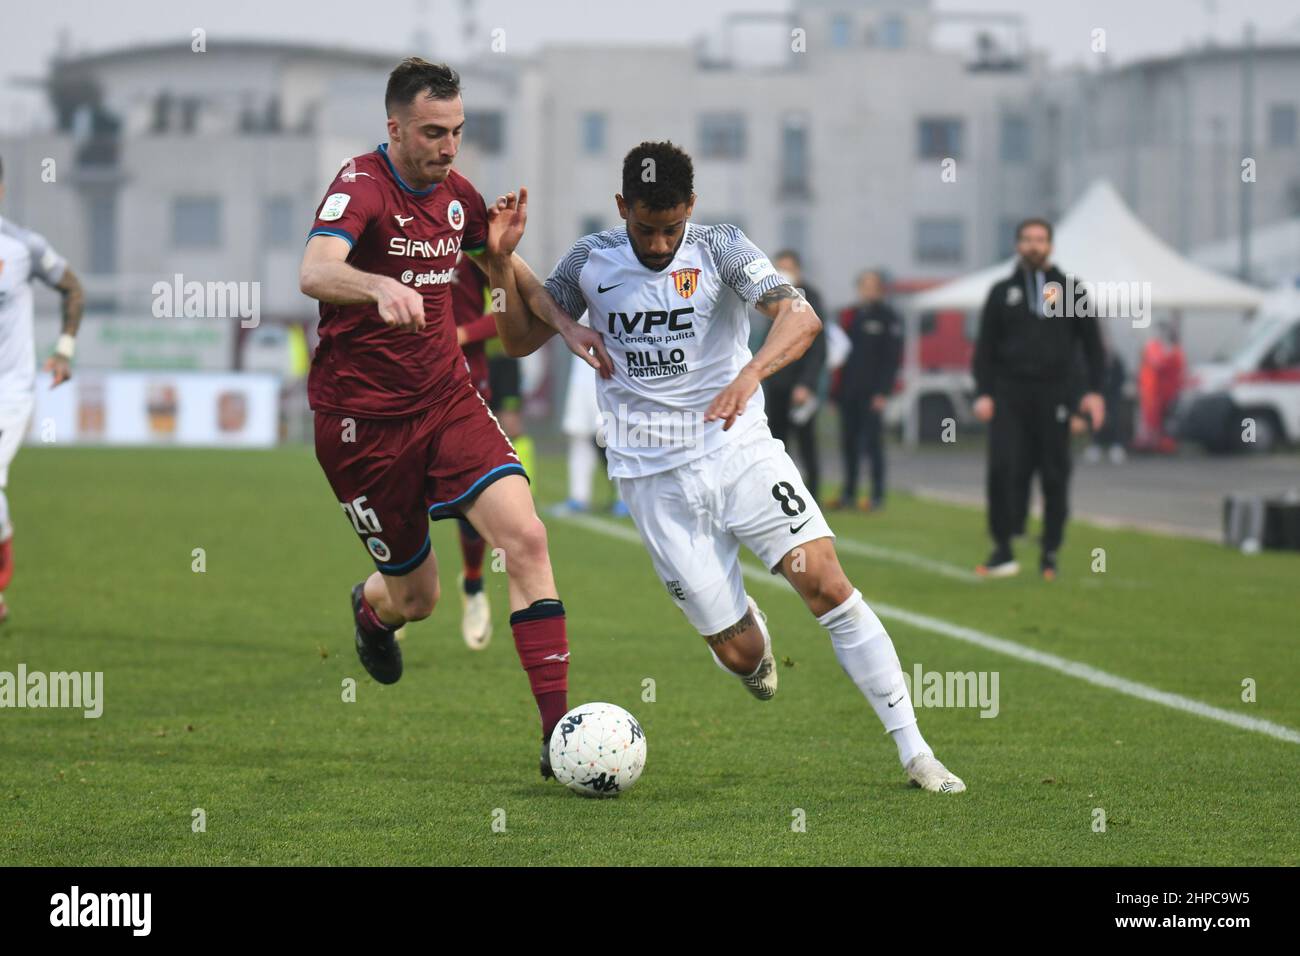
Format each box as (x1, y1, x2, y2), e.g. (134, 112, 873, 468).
(485, 345, 535, 478)
(0, 155, 85, 622)
(297, 59, 610, 778)
(554, 314, 630, 517)
(492, 141, 966, 794)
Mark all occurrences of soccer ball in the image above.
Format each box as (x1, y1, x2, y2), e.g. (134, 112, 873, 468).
(549, 702, 647, 797)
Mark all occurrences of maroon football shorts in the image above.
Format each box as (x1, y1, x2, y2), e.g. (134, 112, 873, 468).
(314, 379, 526, 575)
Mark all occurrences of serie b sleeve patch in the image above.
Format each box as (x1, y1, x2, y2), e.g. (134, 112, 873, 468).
(319, 193, 352, 222)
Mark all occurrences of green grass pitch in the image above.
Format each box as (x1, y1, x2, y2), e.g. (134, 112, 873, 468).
(1, 446, 1295, 865)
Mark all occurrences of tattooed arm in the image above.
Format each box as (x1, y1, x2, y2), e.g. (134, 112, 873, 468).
(704, 283, 823, 431)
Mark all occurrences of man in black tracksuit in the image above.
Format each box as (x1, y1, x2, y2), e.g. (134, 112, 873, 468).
(762, 250, 827, 501)
(836, 269, 903, 510)
(972, 218, 1105, 580)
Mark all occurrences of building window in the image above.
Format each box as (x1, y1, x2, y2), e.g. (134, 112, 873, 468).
(995, 217, 1020, 255)
(465, 111, 505, 155)
(264, 196, 295, 248)
(179, 97, 201, 135)
(1000, 114, 1030, 162)
(172, 197, 222, 248)
(582, 112, 606, 155)
(88, 192, 117, 275)
(879, 14, 906, 49)
(780, 215, 807, 260)
(1268, 104, 1297, 148)
(830, 15, 852, 48)
(699, 112, 746, 159)
(918, 118, 963, 159)
(780, 113, 810, 195)
(915, 218, 964, 264)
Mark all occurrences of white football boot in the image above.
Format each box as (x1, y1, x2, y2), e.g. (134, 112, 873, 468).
(905, 753, 967, 793)
(459, 573, 491, 650)
(738, 596, 778, 701)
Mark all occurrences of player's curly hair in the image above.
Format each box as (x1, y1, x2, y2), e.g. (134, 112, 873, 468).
(385, 58, 461, 114)
(621, 141, 694, 211)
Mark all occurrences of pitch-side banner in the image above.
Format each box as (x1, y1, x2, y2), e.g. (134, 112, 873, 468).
(25, 371, 280, 447)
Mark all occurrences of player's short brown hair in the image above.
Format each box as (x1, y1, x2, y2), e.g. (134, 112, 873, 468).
(385, 58, 461, 115)
(1015, 217, 1053, 242)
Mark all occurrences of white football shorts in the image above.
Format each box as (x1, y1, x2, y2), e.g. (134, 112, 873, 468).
(616, 424, 833, 636)
(0, 396, 34, 488)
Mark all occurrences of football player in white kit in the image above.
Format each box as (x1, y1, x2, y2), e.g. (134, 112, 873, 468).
(485, 142, 964, 793)
(0, 155, 85, 621)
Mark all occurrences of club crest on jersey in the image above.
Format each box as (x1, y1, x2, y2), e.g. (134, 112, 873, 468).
(671, 268, 701, 299)
(447, 200, 465, 231)
(366, 536, 391, 561)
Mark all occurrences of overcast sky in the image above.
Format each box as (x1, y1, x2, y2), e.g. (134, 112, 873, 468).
(3, 0, 1298, 128)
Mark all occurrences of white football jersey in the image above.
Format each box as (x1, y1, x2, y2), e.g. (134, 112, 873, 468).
(0, 215, 67, 401)
(545, 223, 785, 478)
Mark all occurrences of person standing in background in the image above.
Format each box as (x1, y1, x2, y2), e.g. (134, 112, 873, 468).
(972, 218, 1104, 581)
(1135, 319, 1184, 454)
(554, 314, 629, 518)
(833, 270, 902, 512)
(761, 250, 826, 502)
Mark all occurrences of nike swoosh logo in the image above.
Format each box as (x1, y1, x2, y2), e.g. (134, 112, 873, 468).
(394, 215, 414, 227)
(887, 694, 905, 708)
(542, 652, 570, 663)
(790, 517, 812, 534)
(597, 283, 622, 294)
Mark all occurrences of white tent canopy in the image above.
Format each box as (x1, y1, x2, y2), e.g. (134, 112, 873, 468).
(1192, 216, 1300, 288)
(908, 180, 1267, 312)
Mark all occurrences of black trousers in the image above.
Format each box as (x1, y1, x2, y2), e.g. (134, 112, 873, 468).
(765, 384, 820, 502)
(987, 379, 1073, 553)
(839, 396, 885, 505)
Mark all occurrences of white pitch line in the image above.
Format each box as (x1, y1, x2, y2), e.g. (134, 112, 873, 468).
(831, 535, 982, 583)
(555, 512, 1300, 746)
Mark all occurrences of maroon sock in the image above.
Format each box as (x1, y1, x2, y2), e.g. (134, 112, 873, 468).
(458, 524, 486, 586)
(357, 591, 397, 635)
(509, 599, 569, 740)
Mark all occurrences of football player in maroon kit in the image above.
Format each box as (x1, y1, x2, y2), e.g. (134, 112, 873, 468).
(299, 58, 610, 779)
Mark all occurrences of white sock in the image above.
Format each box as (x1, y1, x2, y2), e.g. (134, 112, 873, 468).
(818, 588, 931, 767)
(0, 488, 11, 543)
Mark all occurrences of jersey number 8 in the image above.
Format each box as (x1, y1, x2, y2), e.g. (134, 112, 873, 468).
(771, 481, 807, 517)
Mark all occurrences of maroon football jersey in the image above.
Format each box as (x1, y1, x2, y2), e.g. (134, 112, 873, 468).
(306, 145, 488, 418)
(451, 253, 495, 397)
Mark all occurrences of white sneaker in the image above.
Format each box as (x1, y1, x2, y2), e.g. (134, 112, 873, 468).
(459, 573, 491, 650)
(738, 596, 778, 701)
(905, 753, 967, 793)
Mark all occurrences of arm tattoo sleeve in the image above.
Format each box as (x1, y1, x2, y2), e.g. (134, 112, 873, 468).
(756, 283, 802, 309)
